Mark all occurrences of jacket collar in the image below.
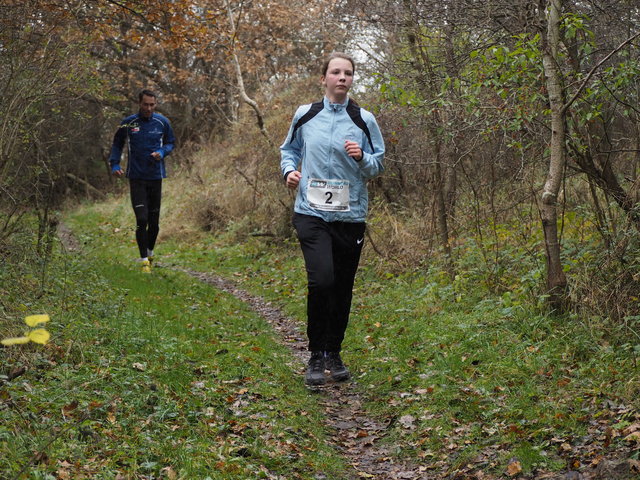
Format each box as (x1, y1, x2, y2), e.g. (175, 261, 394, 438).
(137, 112, 154, 121)
(324, 96, 349, 111)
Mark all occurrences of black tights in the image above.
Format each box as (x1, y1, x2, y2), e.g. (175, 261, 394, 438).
(129, 179, 162, 258)
(293, 213, 365, 352)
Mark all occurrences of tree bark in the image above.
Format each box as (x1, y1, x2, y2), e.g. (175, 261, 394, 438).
(540, 0, 568, 310)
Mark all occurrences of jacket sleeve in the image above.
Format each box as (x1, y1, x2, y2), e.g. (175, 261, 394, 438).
(108, 121, 128, 168)
(158, 118, 176, 159)
(357, 111, 385, 180)
(280, 106, 305, 180)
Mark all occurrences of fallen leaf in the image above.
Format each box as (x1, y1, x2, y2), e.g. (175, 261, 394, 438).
(335, 420, 357, 430)
(560, 442, 573, 452)
(624, 431, 640, 443)
(62, 401, 79, 417)
(506, 458, 522, 476)
(399, 415, 416, 429)
(622, 423, 640, 436)
(161, 466, 177, 479)
(356, 471, 374, 478)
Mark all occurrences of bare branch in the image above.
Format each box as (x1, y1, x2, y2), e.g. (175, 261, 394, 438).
(562, 31, 640, 114)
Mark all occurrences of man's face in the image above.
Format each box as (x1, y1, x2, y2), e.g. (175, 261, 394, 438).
(139, 94, 157, 119)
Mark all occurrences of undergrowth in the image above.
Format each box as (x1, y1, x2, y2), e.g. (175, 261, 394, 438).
(3, 192, 640, 478)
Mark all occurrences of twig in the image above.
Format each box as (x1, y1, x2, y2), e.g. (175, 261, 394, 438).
(562, 31, 640, 114)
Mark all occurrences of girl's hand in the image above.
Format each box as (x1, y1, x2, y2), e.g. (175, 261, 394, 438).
(286, 170, 302, 189)
(345, 140, 362, 161)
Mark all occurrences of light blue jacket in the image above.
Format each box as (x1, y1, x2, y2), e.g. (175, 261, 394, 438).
(280, 96, 385, 223)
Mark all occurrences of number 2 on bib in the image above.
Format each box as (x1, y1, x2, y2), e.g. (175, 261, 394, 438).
(307, 179, 350, 212)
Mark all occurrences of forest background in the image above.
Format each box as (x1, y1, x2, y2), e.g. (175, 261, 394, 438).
(2, 0, 640, 478)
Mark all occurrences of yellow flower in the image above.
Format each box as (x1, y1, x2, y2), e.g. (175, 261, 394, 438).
(1, 336, 31, 346)
(25, 314, 50, 327)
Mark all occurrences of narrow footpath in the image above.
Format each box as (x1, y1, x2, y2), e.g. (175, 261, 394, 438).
(57, 222, 431, 480)
(173, 266, 432, 480)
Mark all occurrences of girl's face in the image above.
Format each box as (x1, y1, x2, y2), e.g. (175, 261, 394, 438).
(321, 58, 354, 103)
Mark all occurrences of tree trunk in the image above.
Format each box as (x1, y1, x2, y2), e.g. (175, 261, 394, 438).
(433, 140, 453, 275)
(540, 0, 568, 310)
(225, 0, 275, 151)
(402, 0, 455, 276)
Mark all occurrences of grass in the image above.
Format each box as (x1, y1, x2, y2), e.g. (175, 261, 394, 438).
(1, 207, 348, 479)
(149, 210, 640, 476)
(2, 195, 640, 478)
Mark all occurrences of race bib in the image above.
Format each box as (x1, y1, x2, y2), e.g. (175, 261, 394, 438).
(307, 178, 350, 212)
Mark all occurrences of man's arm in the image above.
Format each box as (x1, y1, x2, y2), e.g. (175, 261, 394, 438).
(154, 118, 175, 160)
(108, 123, 127, 175)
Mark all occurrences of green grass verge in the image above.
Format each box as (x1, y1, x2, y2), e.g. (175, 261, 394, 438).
(3, 196, 640, 478)
(1, 208, 348, 479)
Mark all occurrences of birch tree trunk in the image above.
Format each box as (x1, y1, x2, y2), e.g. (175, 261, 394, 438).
(540, 0, 568, 309)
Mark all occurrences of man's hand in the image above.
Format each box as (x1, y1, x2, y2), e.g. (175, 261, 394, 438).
(286, 170, 302, 189)
(151, 152, 162, 161)
(111, 165, 124, 177)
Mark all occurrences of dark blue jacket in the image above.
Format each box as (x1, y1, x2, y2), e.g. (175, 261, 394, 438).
(109, 112, 175, 180)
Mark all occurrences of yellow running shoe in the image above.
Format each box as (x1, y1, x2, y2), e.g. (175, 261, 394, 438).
(141, 259, 151, 273)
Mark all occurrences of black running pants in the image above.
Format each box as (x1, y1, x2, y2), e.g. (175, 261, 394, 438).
(293, 213, 366, 352)
(129, 179, 162, 258)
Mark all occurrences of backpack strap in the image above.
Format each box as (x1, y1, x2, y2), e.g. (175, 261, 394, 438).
(288, 101, 324, 144)
(346, 99, 374, 151)
(287, 99, 375, 152)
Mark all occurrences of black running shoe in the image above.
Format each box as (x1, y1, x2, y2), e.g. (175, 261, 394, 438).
(325, 351, 350, 382)
(305, 351, 326, 385)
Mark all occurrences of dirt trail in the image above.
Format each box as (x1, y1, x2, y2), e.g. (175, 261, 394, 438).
(173, 266, 431, 480)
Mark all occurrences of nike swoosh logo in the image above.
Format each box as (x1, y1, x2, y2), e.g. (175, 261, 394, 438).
(356, 238, 364, 245)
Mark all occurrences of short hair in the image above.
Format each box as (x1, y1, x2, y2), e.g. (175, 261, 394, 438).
(138, 89, 157, 102)
(321, 52, 355, 76)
